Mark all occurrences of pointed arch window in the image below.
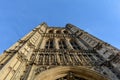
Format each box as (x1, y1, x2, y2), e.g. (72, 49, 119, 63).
(48, 30, 54, 34)
(59, 40, 67, 49)
(70, 40, 81, 50)
(45, 39, 54, 49)
(63, 30, 68, 34)
(56, 30, 61, 34)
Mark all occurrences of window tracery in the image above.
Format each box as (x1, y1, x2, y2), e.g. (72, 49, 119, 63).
(45, 39, 54, 49)
(48, 30, 54, 34)
(70, 40, 81, 50)
(56, 30, 61, 34)
(58, 40, 67, 49)
(63, 30, 68, 34)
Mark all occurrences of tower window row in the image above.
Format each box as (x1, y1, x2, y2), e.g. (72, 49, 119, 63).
(44, 39, 81, 50)
(48, 29, 69, 34)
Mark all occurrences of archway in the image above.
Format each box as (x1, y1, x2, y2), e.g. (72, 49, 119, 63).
(35, 66, 109, 80)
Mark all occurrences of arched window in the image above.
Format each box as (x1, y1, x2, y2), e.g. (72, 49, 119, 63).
(63, 30, 68, 34)
(59, 40, 67, 49)
(70, 40, 81, 50)
(56, 30, 61, 34)
(45, 39, 54, 49)
(48, 30, 54, 34)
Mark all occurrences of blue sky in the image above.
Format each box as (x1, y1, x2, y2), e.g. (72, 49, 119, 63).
(0, 0, 120, 53)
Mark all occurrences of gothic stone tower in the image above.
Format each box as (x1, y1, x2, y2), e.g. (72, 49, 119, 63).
(0, 23, 120, 80)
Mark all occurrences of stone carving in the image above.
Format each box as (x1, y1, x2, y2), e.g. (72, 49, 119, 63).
(17, 52, 28, 62)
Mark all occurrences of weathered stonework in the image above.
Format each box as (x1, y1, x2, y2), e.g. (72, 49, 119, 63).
(0, 22, 120, 80)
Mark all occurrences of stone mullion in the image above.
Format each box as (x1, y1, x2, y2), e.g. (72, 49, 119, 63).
(44, 54, 46, 65)
(81, 51, 90, 66)
(74, 53, 82, 65)
(62, 53, 67, 65)
(87, 53, 95, 66)
(47, 53, 49, 65)
(67, 53, 73, 65)
(35, 54, 39, 65)
(38, 54, 40, 65)
(86, 54, 94, 66)
(47, 53, 50, 65)
(82, 54, 90, 66)
(59, 54, 63, 65)
(54, 54, 56, 65)
(73, 53, 79, 65)
(83, 52, 92, 66)
(49, 53, 51, 65)
(71, 53, 77, 65)
(64, 54, 69, 65)
(53, 54, 56, 65)
(39, 54, 43, 65)
(51, 54, 54, 65)
(76, 53, 82, 65)
(60, 54, 64, 65)
(80, 53, 88, 66)
(55, 53, 58, 65)
(45, 54, 48, 65)
(56, 53, 61, 65)
(50, 54, 53, 65)
(74, 53, 81, 65)
(78, 54, 85, 65)
(42, 54, 45, 65)
(70, 54, 76, 65)
(66, 54, 72, 65)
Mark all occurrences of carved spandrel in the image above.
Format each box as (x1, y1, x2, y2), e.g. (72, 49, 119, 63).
(35, 66, 55, 75)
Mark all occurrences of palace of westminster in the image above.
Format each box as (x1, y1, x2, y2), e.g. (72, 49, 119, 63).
(0, 22, 120, 80)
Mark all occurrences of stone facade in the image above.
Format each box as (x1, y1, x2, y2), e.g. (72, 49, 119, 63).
(0, 22, 120, 80)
